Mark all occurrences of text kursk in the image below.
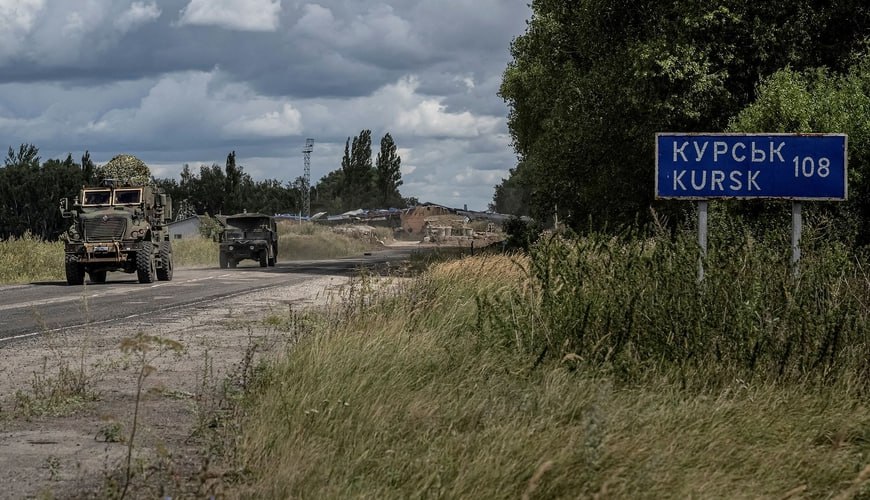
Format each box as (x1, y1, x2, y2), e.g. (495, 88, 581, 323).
(672, 140, 785, 164)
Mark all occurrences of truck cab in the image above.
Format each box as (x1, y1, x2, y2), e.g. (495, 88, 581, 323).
(218, 213, 278, 268)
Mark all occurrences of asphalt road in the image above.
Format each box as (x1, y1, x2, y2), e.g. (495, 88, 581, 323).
(0, 247, 417, 343)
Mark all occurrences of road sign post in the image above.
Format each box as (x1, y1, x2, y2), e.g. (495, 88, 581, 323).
(655, 133, 847, 280)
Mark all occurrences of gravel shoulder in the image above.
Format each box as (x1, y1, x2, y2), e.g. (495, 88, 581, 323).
(0, 272, 352, 499)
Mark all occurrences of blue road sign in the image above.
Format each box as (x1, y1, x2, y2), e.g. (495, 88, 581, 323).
(655, 133, 847, 200)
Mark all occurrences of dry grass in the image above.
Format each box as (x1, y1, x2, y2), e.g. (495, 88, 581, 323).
(171, 237, 218, 268)
(231, 249, 870, 498)
(0, 234, 64, 283)
(277, 222, 387, 260)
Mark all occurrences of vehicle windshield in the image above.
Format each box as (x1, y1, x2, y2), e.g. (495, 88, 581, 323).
(113, 189, 142, 204)
(82, 190, 111, 206)
(223, 221, 273, 239)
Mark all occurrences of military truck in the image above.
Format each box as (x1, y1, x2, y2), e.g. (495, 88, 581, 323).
(60, 180, 173, 285)
(218, 213, 278, 268)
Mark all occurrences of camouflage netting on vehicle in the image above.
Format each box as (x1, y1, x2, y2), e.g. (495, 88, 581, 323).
(98, 154, 152, 186)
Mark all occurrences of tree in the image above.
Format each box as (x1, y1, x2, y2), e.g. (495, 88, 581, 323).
(0, 144, 82, 239)
(5, 144, 40, 169)
(194, 164, 226, 215)
(313, 169, 346, 214)
(491, 162, 531, 215)
(728, 64, 870, 243)
(224, 150, 242, 214)
(0, 144, 42, 238)
(499, 0, 870, 231)
(341, 129, 375, 209)
(81, 150, 96, 185)
(375, 133, 403, 207)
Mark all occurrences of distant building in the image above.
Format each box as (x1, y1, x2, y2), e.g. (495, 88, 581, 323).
(168, 216, 203, 240)
(401, 204, 454, 234)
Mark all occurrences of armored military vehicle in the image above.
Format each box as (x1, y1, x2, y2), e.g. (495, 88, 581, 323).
(60, 180, 173, 285)
(218, 213, 278, 268)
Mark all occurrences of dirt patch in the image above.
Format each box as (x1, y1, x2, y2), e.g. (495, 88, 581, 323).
(0, 273, 351, 499)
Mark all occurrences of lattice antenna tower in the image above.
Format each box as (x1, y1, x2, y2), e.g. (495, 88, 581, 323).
(302, 138, 314, 218)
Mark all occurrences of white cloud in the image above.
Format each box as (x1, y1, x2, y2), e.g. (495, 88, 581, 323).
(178, 0, 281, 31)
(297, 76, 502, 140)
(80, 69, 302, 143)
(227, 103, 302, 138)
(115, 1, 161, 33)
(293, 3, 425, 62)
(0, 1, 160, 64)
(397, 99, 500, 138)
(391, 77, 501, 138)
(0, 0, 45, 58)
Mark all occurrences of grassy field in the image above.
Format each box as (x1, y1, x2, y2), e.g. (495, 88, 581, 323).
(6, 223, 868, 497)
(0, 223, 388, 283)
(227, 230, 869, 498)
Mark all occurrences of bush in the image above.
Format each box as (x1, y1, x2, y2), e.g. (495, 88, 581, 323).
(477, 222, 870, 389)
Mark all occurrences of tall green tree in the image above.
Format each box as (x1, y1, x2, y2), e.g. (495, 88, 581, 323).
(500, 0, 870, 231)
(313, 169, 346, 214)
(0, 144, 82, 239)
(491, 162, 531, 216)
(728, 64, 870, 243)
(342, 129, 375, 209)
(375, 133, 403, 207)
(224, 150, 242, 214)
(193, 164, 226, 215)
(81, 150, 96, 185)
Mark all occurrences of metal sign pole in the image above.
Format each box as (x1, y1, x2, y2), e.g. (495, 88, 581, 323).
(792, 202, 801, 278)
(698, 200, 708, 282)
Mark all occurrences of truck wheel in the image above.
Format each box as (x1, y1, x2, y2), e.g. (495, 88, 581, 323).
(268, 255, 275, 267)
(229, 258, 237, 268)
(65, 254, 85, 286)
(157, 241, 173, 281)
(259, 252, 268, 267)
(88, 270, 107, 284)
(219, 251, 228, 269)
(136, 241, 156, 283)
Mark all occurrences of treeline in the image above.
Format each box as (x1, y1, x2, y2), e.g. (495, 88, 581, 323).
(0, 129, 410, 240)
(0, 145, 87, 240)
(311, 130, 409, 213)
(498, 0, 870, 244)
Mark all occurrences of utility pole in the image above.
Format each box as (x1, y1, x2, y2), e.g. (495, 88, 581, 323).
(302, 138, 314, 218)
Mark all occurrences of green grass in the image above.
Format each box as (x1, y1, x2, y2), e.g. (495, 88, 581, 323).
(229, 232, 870, 498)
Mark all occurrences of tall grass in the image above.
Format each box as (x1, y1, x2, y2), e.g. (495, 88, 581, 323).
(232, 227, 870, 498)
(277, 222, 388, 260)
(0, 234, 64, 283)
(171, 237, 218, 268)
(477, 226, 870, 390)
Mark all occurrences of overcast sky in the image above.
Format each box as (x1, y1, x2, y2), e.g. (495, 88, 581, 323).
(0, 0, 530, 211)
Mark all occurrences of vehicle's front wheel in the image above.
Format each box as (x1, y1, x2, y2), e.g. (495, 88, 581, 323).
(219, 251, 228, 269)
(65, 254, 85, 286)
(259, 252, 268, 267)
(136, 241, 156, 283)
(157, 241, 173, 281)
